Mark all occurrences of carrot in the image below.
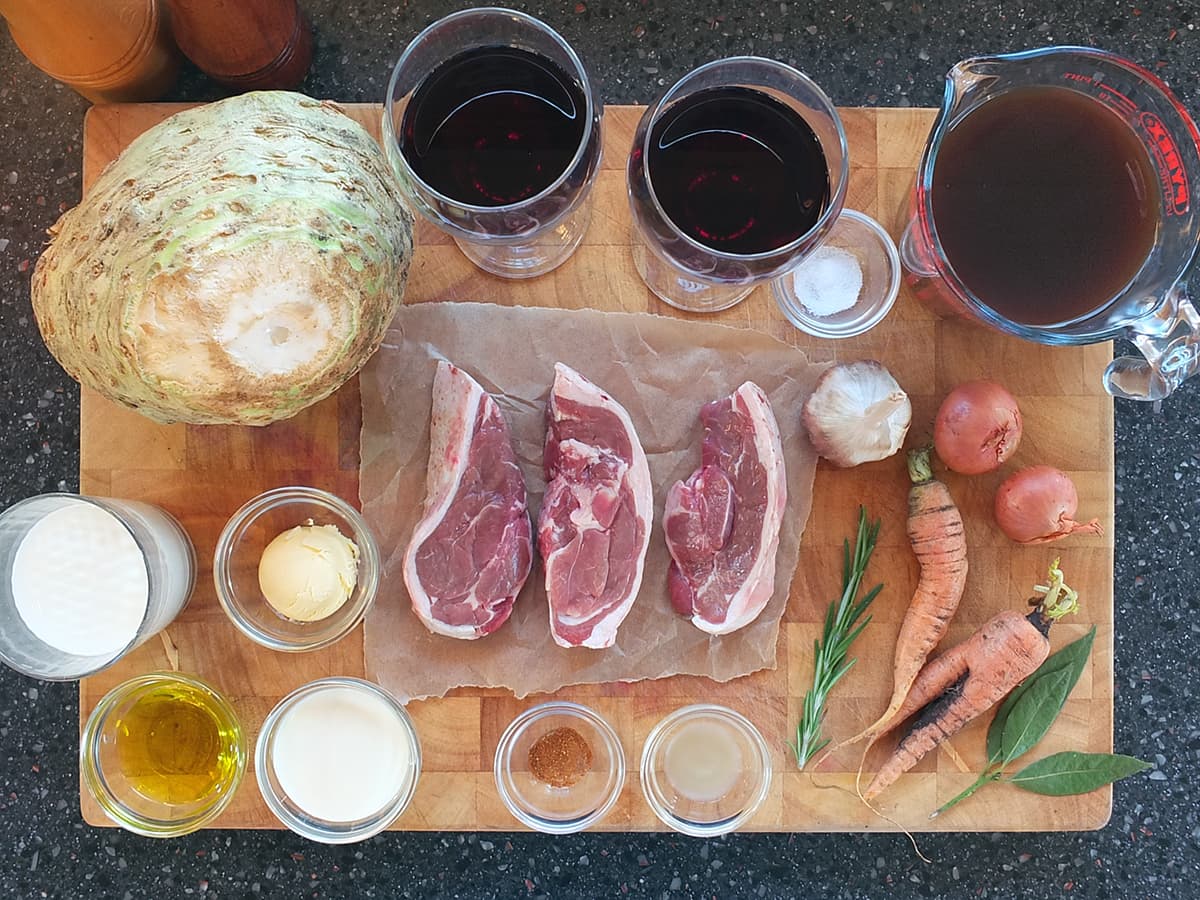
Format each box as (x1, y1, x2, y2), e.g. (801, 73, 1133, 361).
(863, 560, 1079, 801)
(825, 446, 968, 764)
(882, 638, 974, 728)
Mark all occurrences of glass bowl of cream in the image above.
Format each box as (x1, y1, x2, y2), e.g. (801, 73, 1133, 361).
(256, 677, 421, 843)
(640, 704, 772, 837)
(214, 486, 380, 652)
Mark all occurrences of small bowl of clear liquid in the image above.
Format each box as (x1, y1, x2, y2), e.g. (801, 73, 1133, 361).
(639, 704, 771, 837)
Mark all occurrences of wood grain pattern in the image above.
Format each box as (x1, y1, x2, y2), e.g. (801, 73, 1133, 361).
(77, 103, 1115, 832)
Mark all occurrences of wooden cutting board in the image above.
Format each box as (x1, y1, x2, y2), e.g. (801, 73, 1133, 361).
(77, 103, 1115, 832)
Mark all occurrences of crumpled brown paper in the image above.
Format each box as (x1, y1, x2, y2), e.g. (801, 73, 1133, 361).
(359, 302, 827, 701)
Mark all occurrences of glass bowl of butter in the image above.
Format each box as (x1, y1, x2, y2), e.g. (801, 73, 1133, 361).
(214, 486, 381, 652)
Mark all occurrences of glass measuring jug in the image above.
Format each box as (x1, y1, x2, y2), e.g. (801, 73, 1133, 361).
(899, 46, 1200, 401)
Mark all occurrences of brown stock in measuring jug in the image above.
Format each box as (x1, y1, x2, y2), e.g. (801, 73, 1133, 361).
(931, 85, 1161, 327)
(901, 48, 1200, 401)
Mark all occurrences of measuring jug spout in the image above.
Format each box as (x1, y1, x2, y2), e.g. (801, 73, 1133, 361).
(1105, 288, 1200, 401)
(945, 58, 995, 105)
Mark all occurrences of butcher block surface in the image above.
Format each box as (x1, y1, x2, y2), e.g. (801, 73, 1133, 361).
(78, 103, 1115, 832)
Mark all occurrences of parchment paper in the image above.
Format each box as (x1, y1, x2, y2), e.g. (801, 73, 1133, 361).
(359, 302, 828, 701)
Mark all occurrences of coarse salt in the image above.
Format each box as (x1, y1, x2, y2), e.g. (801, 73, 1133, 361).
(793, 246, 863, 317)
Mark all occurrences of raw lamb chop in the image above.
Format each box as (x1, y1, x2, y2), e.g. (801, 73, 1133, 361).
(403, 361, 533, 639)
(663, 381, 787, 635)
(538, 363, 653, 649)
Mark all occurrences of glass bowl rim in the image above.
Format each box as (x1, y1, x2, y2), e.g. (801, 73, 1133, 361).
(774, 209, 902, 339)
(254, 676, 422, 844)
(79, 670, 247, 838)
(638, 703, 772, 838)
(493, 700, 626, 834)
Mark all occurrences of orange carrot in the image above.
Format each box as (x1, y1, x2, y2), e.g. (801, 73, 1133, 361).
(883, 639, 974, 729)
(863, 562, 1079, 801)
(864, 610, 1045, 800)
(831, 447, 968, 761)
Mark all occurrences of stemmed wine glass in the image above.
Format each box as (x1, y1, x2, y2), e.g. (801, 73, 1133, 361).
(383, 8, 603, 279)
(628, 56, 899, 333)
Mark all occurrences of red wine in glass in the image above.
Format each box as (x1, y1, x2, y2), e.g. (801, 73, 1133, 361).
(646, 85, 831, 255)
(399, 46, 587, 208)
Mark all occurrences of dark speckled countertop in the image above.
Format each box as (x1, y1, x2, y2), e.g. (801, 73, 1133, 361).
(2, 2, 1198, 898)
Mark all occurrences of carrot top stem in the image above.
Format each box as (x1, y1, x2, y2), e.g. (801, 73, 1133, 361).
(1033, 558, 1079, 621)
(907, 446, 934, 485)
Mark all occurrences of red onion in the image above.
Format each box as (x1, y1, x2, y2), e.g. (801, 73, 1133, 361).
(933, 381, 1023, 475)
(994, 466, 1103, 544)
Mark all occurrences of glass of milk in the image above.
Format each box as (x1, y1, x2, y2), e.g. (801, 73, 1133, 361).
(0, 493, 196, 680)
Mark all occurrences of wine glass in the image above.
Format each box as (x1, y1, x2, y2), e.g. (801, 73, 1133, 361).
(383, 8, 603, 279)
(627, 56, 898, 329)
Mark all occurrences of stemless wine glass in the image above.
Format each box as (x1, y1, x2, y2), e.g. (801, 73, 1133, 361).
(383, 8, 603, 278)
(628, 56, 896, 319)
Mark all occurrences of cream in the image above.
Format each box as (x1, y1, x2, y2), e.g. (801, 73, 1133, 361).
(270, 685, 411, 823)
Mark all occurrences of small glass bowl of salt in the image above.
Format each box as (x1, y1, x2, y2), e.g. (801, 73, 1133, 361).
(772, 209, 901, 339)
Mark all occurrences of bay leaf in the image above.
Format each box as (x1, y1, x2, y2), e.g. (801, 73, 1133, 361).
(986, 626, 1096, 763)
(1008, 752, 1150, 796)
(998, 668, 1073, 765)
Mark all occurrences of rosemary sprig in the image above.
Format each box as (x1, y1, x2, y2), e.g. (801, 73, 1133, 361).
(789, 506, 883, 769)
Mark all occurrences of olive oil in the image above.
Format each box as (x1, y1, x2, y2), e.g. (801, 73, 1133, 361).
(113, 682, 242, 805)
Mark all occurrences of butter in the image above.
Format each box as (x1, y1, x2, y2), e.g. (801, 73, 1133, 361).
(258, 522, 359, 622)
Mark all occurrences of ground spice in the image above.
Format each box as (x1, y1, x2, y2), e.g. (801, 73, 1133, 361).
(527, 726, 593, 788)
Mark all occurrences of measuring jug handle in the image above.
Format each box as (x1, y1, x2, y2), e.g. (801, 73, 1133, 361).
(1104, 287, 1200, 401)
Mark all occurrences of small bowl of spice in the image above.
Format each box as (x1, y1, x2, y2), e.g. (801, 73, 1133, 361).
(214, 486, 381, 652)
(494, 701, 624, 834)
(640, 704, 772, 837)
(772, 209, 901, 339)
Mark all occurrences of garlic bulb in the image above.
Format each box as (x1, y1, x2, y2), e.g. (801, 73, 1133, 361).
(802, 360, 911, 467)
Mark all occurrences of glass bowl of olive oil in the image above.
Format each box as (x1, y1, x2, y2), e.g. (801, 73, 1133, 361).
(80, 672, 246, 837)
